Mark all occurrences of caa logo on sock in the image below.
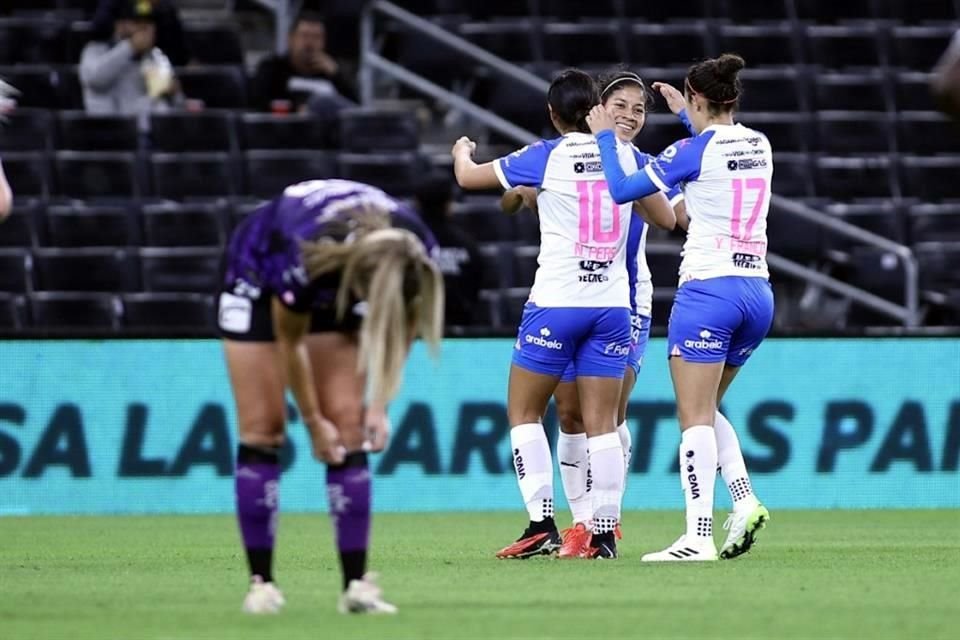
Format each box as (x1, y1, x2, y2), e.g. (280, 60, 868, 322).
(513, 448, 526, 479)
(525, 327, 563, 350)
(685, 449, 701, 499)
(684, 329, 723, 350)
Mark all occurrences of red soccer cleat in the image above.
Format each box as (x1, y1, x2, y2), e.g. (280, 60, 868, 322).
(558, 522, 592, 558)
(496, 526, 562, 559)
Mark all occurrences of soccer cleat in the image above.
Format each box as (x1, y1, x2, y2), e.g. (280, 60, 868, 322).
(720, 503, 770, 560)
(337, 573, 398, 615)
(580, 531, 617, 559)
(558, 522, 592, 558)
(242, 575, 286, 614)
(495, 523, 562, 559)
(641, 535, 717, 562)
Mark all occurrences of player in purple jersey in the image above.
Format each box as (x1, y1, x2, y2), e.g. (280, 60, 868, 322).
(218, 179, 444, 614)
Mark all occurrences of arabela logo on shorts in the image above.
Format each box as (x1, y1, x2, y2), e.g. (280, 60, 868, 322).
(684, 329, 724, 350)
(525, 327, 564, 350)
(603, 342, 630, 356)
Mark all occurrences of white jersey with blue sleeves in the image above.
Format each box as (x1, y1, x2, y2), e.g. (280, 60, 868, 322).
(644, 123, 773, 284)
(494, 132, 637, 308)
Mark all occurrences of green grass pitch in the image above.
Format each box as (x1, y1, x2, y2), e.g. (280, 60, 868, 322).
(2, 510, 958, 639)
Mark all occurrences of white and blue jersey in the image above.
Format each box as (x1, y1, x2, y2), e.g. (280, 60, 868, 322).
(494, 132, 635, 379)
(595, 122, 775, 366)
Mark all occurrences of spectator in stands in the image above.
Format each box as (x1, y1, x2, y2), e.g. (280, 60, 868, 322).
(90, 0, 191, 66)
(932, 30, 960, 121)
(250, 11, 357, 121)
(80, 0, 183, 133)
(415, 173, 484, 327)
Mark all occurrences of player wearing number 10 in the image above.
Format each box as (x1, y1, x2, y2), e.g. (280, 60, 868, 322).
(453, 69, 674, 560)
(587, 54, 774, 562)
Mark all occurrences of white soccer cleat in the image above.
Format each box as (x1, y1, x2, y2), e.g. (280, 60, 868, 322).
(242, 576, 286, 614)
(720, 503, 770, 560)
(337, 572, 398, 615)
(641, 535, 718, 562)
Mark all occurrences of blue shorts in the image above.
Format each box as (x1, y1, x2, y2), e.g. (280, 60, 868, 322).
(667, 276, 774, 367)
(559, 313, 650, 383)
(513, 303, 631, 379)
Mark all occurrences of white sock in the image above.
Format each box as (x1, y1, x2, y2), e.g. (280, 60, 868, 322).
(510, 423, 554, 522)
(587, 432, 624, 534)
(715, 411, 760, 511)
(680, 425, 717, 542)
(615, 420, 632, 489)
(557, 431, 591, 524)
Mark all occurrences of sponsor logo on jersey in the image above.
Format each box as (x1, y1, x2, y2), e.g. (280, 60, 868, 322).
(604, 342, 631, 356)
(732, 252, 763, 269)
(684, 329, 723, 350)
(737, 157, 768, 170)
(579, 260, 612, 272)
(578, 273, 609, 283)
(573, 161, 603, 173)
(524, 327, 564, 350)
(727, 160, 738, 171)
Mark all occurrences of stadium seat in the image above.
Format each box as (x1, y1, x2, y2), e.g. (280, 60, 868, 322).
(499, 287, 531, 328)
(463, 0, 537, 19)
(715, 24, 797, 67)
(29, 291, 121, 329)
(737, 113, 809, 153)
(812, 72, 889, 112)
(460, 20, 540, 64)
(150, 152, 237, 199)
(32, 247, 138, 292)
(895, 111, 960, 155)
(883, 0, 958, 23)
(543, 23, 622, 66)
(339, 152, 429, 197)
(814, 156, 895, 200)
(915, 241, 960, 290)
(627, 24, 709, 69)
(0, 108, 54, 151)
(392, 15, 473, 86)
(539, 0, 620, 19)
(0, 65, 60, 108)
(814, 112, 891, 154)
(43, 203, 136, 247)
(184, 23, 245, 65)
(451, 199, 515, 243)
(646, 248, 682, 288)
(806, 25, 881, 69)
(737, 69, 805, 113)
(889, 26, 955, 71)
(54, 151, 141, 199)
(0, 17, 67, 65)
(2, 151, 50, 198)
(481, 63, 556, 139)
(141, 201, 226, 247)
(56, 111, 139, 150)
(621, 0, 708, 20)
(908, 203, 960, 243)
(53, 65, 84, 109)
(765, 199, 823, 262)
(149, 111, 235, 152)
(0, 249, 31, 293)
(477, 243, 507, 289)
(139, 247, 221, 293)
(894, 72, 937, 111)
(771, 152, 814, 198)
(0, 293, 27, 329)
(239, 113, 331, 150)
(122, 292, 215, 331)
(822, 201, 905, 251)
(511, 245, 539, 288)
(339, 108, 420, 153)
(65, 19, 95, 62)
(243, 150, 339, 199)
(900, 156, 960, 200)
(713, 0, 789, 22)
(0, 200, 40, 247)
(847, 246, 907, 300)
(175, 66, 247, 109)
(794, 0, 879, 22)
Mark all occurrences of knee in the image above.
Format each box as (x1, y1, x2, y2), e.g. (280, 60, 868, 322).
(325, 399, 365, 446)
(675, 403, 716, 430)
(557, 405, 585, 434)
(239, 420, 286, 449)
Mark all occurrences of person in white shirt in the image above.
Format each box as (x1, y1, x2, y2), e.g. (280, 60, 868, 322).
(453, 69, 673, 560)
(587, 53, 774, 562)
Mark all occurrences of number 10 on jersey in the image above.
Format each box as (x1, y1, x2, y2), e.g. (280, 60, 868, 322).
(577, 180, 621, 244)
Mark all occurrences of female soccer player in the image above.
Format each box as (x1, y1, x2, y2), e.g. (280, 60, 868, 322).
(453, 68, 672, 560)
(587, 54, 773, 562)
(218, 179, 444, 612)
(0, 157, 11, 222)
(504, 69, 682, 558)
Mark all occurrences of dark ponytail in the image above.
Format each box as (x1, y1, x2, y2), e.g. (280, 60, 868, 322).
(547, 68, 599, 134)
(686, 53, 746, 113)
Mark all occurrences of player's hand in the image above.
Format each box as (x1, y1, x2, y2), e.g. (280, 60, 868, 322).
(586, 104, 616, 134)
(451, 136, 477, 158)
(306, 414, 346, 464)
(652, 82, 686, 115)
(310, 50, 339, 76)
(362, 405, 391, 453)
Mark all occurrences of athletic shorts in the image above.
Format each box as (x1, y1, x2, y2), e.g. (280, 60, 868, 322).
(559, 313, 650, 383)
(667, 276, 774, 367)
(512, 303, 631, 379)
(216, 282, 363, 342)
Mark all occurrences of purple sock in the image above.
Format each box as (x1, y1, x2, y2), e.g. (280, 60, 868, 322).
(236, 444, 280, 582)
(326, 452, 371, 589)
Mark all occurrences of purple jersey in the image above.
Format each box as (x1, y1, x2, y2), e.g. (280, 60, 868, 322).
(223, 179, 437, 312)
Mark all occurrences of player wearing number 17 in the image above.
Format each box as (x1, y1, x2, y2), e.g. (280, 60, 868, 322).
(453, 69, 674, 559)
(587, 54, 774, 562)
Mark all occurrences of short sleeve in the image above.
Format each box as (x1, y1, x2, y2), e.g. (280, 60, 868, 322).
(494, 140, 552, 189)
(644, 132, 714, 192)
